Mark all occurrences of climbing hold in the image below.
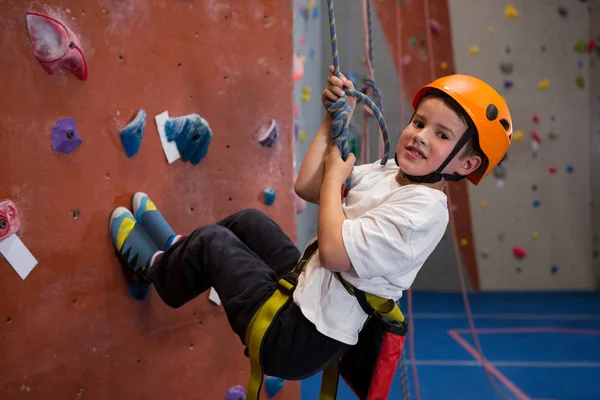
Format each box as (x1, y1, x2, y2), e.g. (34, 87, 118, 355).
(225, 385, 246, 400)
(294, 121, 299, 141)
(0, 200, 21, 241)
(575, 74, 585, 88)
(548, 129, 559, 140)
(460, 238, 468, 247)
(504, 80, 513, 89)
(264, 377, 285, 398)
(550, 115, 556, 122)
(301, 85, 311, 102)
(532, 114, 539, 124)
(119, 110, 146, 158)
(165, 114, 213, 165)
(480, 200, 487, 209)
(487, 27, 494, 35)
(541, 44, 548, 52)
(52, 117, 82, 154)
(309, 48, 316, 60)
(263, 188, 276, 206)
(498, 233, 505, 242)
(440, 61, 448, 70)
(578, 60, 584, 69)
(258, 120, 279, 148)
(531, 184, 538, 191)
(548, 166, 557, 174)
(588, 40, 597, 53)
(558, 5, 568, 18)
(574, 40, 587, 53)
(532, 232, 540, 240)
(516, 266, 523, 273)
(499, 62, 513, 75)
(480, 250, 489, 258)
(468, 45, 480, 56)
(298, 129, 307, 143)
(299, 36, 306, 46)
(513, 130, 524, 142)
(429, 19, 441, 35)
(293, 53, 304, 81)
(26, 11, 88, 80)
(530, 131, 541, 143)
(505, 45, 512, 54)
(533, 200, 541, 208)
(128, 280, 151, 301)
(538, 79, 550, 90)
(504, 5, 519, 19)
(512, 246, 527, 259)
(409, 37, 417, 48)
(550, 265, 559, 275)
(566, 164, 574, 174)
(312, 6, 319, 19)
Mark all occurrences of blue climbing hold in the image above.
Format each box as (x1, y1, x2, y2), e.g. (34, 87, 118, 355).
(312, 6, 319, 19)
(550, 265, 559, 275)
(566, 164, 574, 174)
(128, 280, 151, 300)
(533, 200, 541, 208)
(165, 113, 212, 165)
(263, 188, 276, 206)
(264, 376, 285, 398)
(119, 109, 146, 157)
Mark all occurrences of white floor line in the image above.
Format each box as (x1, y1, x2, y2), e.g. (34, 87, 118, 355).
(412, 313, 600, 320)
(404, 359, 600, 368)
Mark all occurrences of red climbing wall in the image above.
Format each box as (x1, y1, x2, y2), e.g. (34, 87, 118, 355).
(373, 0, 481, 289)
(0, 1, 299, 399)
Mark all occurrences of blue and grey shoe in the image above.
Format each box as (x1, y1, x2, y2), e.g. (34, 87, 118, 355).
(110, 207, 159, 299)
(133, 192, 181, 250)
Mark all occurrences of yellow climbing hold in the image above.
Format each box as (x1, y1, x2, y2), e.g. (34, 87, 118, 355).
(299, 55, 306, 65)
(299, 129, 307, 143)
(504, 5, 518, 19)
(480, 201, 488, 209)
(440, 61, 448, 70)
(532, 232, 540, 240)
(469, 45, 479, 56)
(487, 27, 494, 35)
(460, 239, 468, 247)
(307, 0, 316, 11)
(513, 130, 524, 142)
(301, 86, 312, 102)
(538, 79, 550, 90)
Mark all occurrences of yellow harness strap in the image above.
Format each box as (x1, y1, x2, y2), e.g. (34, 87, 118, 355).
(243, 241, 404, 399)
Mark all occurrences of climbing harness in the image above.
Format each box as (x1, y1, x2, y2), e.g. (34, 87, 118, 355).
(244, 240, 408, 400)
(325, 0, 391, 189)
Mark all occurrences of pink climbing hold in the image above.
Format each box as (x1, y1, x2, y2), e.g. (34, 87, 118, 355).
(588, 40, 597, 53)
(530, 130, 541, 143)
(25, 11, 88, 80)
(429, 19, 441, 35)
(532, 114, 539, 124)
(512, 246, 527, 259)
(0, 200, 21, 241)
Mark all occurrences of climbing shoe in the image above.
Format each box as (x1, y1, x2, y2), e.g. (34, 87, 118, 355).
(110, 207, 160, 299)
(132, 192, 181, 251)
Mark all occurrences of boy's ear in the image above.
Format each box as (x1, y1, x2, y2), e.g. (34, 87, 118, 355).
(457, 155, 483, 176)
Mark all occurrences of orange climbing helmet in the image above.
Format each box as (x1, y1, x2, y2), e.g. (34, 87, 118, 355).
(412, 74, 513, 185)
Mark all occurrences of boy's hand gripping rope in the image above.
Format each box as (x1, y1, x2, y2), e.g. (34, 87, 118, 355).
(326, 0, 391, 188)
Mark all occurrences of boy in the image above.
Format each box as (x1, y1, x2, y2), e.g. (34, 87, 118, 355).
(109, 68, 512, 381)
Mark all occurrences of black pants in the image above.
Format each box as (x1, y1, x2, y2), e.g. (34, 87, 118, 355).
(149, 208, 349, 380)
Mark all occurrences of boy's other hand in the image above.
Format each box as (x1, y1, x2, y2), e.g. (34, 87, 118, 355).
(322, 65, 357, 114)
(323, 144, 356, 187)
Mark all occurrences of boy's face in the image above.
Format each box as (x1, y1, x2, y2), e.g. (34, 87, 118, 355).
(396, 97, 478, 180)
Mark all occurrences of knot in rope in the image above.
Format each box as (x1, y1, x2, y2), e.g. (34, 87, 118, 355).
(359, 77, 383, 114)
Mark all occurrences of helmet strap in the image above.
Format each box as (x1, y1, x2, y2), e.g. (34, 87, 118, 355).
(395, 129, 475, 184)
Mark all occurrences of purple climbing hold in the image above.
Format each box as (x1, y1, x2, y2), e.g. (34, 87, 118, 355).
(52, 117, 82, 154)
(225, 385, 246, 400)
(503, 80, 513, 89)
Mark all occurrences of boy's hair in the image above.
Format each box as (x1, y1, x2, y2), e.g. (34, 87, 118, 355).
(418, 90, 489, 174)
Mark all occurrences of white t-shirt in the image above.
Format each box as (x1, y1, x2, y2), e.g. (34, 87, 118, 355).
(293, 159, 449, 345)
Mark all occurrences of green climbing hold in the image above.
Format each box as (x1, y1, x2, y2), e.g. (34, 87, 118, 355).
(541, 44, 548, 52)
(575, 74, 585, 88)
(409, 37, 417, 48)
(548, 129, 559, 140)
(574, 40, 587, 53)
